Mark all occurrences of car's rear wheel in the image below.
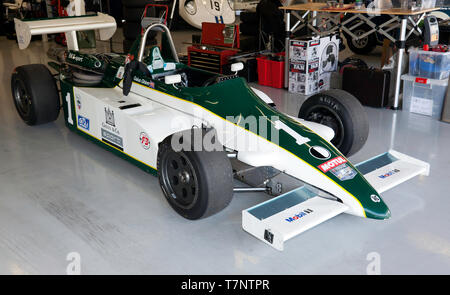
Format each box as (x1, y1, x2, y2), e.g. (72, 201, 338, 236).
(11, 64, 60, 125)
(298, 89, 369, 157)
(157, 134, 234, 220)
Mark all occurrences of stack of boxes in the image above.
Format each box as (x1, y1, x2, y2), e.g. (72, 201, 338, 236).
(288, 34, 339, 95)
(401, 49, 449, 119)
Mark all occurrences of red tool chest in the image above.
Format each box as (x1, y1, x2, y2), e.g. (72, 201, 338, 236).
(188, 23, 239, 74)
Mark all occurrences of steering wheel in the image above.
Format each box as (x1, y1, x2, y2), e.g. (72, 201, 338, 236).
(123, 60, 151, 96)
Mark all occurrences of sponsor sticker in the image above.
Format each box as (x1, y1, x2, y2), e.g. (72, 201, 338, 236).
(77, 115, 90, 131)
(139, 132, 150, 150)
(318, 156, 347, 173)
(105, 107, 115, 127)
(133, 76, 155, 88)
(116, 66, 125, 80)
(68, 52, 83, 62)
(76, 94, 82, 110)
(330, 163, 357, 181)
(285, 208, 313, 223)
(102, 128, 123, 150)
(370, 194, 381, 203)
(379, 169, 400, 179)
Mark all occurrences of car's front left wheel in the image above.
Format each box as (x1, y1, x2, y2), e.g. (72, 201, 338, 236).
(157, 134, 234, 220)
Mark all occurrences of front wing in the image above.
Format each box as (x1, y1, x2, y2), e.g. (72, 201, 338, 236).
(242, 150, 429, 250)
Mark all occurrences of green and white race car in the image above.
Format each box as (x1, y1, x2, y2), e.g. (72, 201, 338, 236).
(11, 15, 429, 250)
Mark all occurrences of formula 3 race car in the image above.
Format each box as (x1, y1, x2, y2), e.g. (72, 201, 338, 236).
(11, 14, 430, 250)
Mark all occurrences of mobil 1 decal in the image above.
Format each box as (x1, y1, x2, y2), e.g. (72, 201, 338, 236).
(100, 106, 126, 151)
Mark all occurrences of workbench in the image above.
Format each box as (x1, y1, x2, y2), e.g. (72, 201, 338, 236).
(280, 3, 440, 109)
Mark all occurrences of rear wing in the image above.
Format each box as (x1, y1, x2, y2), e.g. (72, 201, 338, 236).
(14, 13, 116, 50)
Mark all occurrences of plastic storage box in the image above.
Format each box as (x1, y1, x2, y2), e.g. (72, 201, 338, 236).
(409, 49, 450, 80)
(256, 53, 285, 88)
(416, 0, 437, 8)
(401, 74, 448, 119)
(380, 0, 436, 8)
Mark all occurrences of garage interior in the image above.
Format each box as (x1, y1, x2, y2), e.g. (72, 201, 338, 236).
(0, 0, 449, 275)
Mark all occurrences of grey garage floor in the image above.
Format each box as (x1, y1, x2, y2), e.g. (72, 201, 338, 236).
(0, 32, 450, 275)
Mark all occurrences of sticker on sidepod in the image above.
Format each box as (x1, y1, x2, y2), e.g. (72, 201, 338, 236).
(318, 156, 347, 173)
(329, 163, 357, 181)
(139, 132, 150, 150)
(76, 94, 82, 110)
(77, 115, 90, 131)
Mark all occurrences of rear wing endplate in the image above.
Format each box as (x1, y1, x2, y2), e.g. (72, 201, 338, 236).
(14, 13, 116, 50)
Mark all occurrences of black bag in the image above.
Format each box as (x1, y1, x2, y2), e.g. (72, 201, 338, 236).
(342, 67, 391, 108)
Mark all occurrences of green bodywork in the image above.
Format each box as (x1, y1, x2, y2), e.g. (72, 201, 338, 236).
(58, 37, 390, 220)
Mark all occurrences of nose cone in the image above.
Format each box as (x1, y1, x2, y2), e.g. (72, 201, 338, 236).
(364, 195, 391, 220)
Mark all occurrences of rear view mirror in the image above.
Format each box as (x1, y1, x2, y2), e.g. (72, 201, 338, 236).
(231, 62, 244, 73)
(165, 74, 181, 85)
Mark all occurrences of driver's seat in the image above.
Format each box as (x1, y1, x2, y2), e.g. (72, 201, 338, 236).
(144, 46, 176, 74)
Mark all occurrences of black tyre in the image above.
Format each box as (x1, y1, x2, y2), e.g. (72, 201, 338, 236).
(344, 24, 377, 55)
(11, 64, 60, 125)
(157, 134, 234, 220)
(298, 89, 369, 156)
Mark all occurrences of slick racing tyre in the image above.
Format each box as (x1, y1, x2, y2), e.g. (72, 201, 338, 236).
(11, 64, 60, 125)
(157, 132, 234, 220)
(298, 89, 369, 157)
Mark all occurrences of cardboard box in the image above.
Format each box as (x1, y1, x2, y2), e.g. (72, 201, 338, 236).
(288, 35, 339, 95)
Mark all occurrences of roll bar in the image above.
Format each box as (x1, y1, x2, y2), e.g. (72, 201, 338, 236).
(137, 23, 179, 63)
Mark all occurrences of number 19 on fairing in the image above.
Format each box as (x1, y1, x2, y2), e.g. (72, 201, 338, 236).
(210, 0, 221, 11)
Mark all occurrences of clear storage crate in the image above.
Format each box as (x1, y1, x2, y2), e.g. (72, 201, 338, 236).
(409, 49, 450, 80)
(401, 74, 448, 119)
(385, 0, 436, 8)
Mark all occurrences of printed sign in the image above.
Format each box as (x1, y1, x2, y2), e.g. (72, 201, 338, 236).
(410, 97, 433, 116)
